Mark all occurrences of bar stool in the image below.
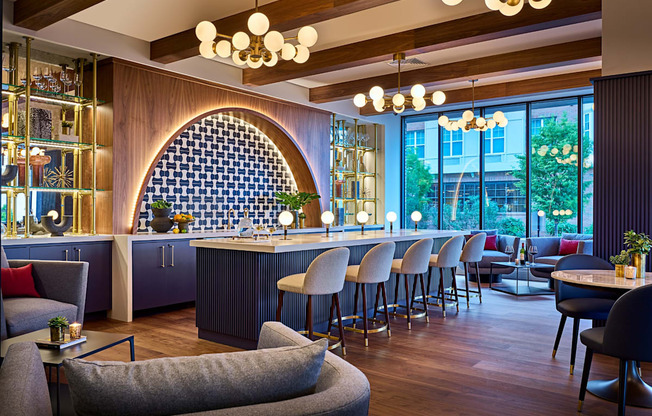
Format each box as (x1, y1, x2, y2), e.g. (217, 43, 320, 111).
(426, 235, 465, 317)
(458, 232, 486, 308)
(276, 247, 350, 354)
(340, 242, 396, 347)
(387, 238, 434, 330)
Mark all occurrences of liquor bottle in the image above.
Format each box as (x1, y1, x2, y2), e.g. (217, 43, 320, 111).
(520, 243, 526, 264)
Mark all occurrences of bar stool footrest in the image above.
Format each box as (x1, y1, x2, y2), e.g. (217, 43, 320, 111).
(334, 315, 389, 334)
(297, 331, 343, 351)
(378, 303, 426, 319)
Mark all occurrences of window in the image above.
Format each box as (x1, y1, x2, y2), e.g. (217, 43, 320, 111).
(405, 129, 425, 159)
(531, 117, 554, 137)
(581, 97, 594, 234)
(484, 126, 505, 154)
(442, 129, 463, 157)
(583, 112, 592, 138)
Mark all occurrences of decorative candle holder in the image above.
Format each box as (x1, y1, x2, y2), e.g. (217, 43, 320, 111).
(625, 266, 637, 279)
(69, 322, 82, 339)
(41, 214, 73, 236)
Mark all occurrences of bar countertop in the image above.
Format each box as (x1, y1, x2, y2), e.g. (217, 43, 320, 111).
(190, 229, 464, 253)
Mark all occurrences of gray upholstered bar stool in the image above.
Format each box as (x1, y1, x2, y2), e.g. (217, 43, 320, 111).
(458, 232, 486, 308)
(386, 238, 434, 330)
(340, 242, 396, 347)
(425, 235, 465, 317)
(276, 247, 350, 354)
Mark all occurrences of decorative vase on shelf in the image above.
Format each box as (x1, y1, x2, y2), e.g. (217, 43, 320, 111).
(41, 215, 73, 236)
(632, 253, 646, 278)
(150, 207, 173, 233)
(615, 264, 625, 278)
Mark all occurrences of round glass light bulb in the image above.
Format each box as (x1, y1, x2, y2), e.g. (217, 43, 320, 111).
(356, 211, 369, 224)
(215, 40, 232, 58)
(553, 209, 560, 216)
(457, 118, 467, 128)
(393, 105, 405, 114)
(293, 45, 310, 64)
(195, 21, 217, 42)
(410, 211, 422, 222)
(412, 96, 426, 111)
(492, 110, 505, 123)
(438, 115, 449, 126)
(247, 12, 269, 36)
(485, 0, 504, 10)
(47, 210, 59, 221)
(321, 211, 335, 225)
(232, 51, 246, 66)
(199, 41, 216, 59)
(369, 86, 384, 101)
(232, 32, 251, 50)
(353, 93, 367, 108)
(386, 211, 397, 222)
(263, 31, 284, 52)
(297, 26, 318, 47)
(392, 93, 405, 107)
(566, 209, 573, 216)
(500, 0, 524, 16)
(19, 149, 25, 157)
(410, 84, 426, 98)
(263, 52, 278, 67)
(431, 90, 446, 106)
(246, 56, 263, 69)
(537, 210, 545, 217)
(462, 110, 474, 122)
(374, 103, 385, 113)
(476, 117, 486, 127)
(497, 119, 508, 127)
(529, 0, 551, 9)
(487, 119, 497, 129)
(279, 210, 294, 226)
(442, 0, 463, 5)
(281, 43, 296, 60)
(30, 147, 40, 156)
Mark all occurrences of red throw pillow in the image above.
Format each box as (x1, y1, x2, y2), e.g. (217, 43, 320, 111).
(1, 264, 40, 298)
(559, 239, 580, 255)
(484, 235, 498, 251)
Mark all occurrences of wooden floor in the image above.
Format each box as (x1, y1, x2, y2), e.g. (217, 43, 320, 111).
(84, 283, 652, 416)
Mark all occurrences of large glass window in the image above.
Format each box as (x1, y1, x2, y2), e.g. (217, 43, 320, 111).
(581, 96, 594, 234)
(443, 129, 463, 157)
(402, 118, 438, 228)
(529, 99, 579, 237)
(485, 104, 527, 237)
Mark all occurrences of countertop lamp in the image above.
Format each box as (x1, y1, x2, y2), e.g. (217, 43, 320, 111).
(536, 210, 545, 237)
(279, 210, 294, 240)
(386, 211, 397, 233)
(357, 211, 369, 235)
(321, 210, 334, 237)
(47, 210, 59, 221)
(411, 211, 422, 232)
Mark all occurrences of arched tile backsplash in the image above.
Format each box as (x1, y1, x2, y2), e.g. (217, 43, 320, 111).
(137, 113, 297, 232)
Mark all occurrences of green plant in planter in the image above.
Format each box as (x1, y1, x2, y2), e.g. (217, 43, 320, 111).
(48, 316, 69, 328)
(151, 199, 173, 210)
(609, 250, 630, 265)
(624, 230, 652, 255)
(275, 192, 320, 210)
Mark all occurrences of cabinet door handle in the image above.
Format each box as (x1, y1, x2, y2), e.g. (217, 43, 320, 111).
(168, 244, 175, 267)
(64, 249, 69, 261)
(160, 246, 166, 268)
(74, 248, 82, 261)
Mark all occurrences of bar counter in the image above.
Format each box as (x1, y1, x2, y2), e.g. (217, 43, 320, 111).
(191, 229, 463, 348)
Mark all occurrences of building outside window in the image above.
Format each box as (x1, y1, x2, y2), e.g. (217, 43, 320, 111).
(405, 129, 425, 159)
(484, 126, 505, 154)
(442, 129, 463, 157)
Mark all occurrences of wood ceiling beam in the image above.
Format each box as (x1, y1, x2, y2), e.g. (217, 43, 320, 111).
(311, 37, 601, 104)
(150, 0, 399, 64)
(359, 69, 601, 116)
(13, 0, 105, 31)
(242, 0, 601, 86)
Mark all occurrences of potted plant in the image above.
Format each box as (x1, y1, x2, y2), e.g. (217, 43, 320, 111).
(61, 120, 74, 135)
(150, 199, 174, 233)
(275, 191, 320, 228)
(609, 250, 630, 278)
(624, 230, 652, 278)
(48, 316, 69, 342)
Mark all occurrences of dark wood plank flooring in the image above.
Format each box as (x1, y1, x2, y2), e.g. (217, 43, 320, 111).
(84, 283, 651, 415)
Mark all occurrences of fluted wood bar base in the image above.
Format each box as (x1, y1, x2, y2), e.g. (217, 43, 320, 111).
(191, 230, 462, 348)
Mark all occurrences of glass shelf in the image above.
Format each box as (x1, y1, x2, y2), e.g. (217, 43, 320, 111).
(2, 83, 104, 106)
(331, 169, 356, 175)
(331, 144, 375, 151)
(1, 185, 105, 194)
(2, 134, 103, 150)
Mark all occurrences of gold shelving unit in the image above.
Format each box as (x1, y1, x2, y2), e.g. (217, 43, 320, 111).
(330, 115, 378, 225)
(1, 39, 101, 237)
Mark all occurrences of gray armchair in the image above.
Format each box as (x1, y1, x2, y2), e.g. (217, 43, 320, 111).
(466, 232, 520, 283)
(0, 342, 52, 416)
(1, 247, 88, 340)
(526, 233, 593, 283)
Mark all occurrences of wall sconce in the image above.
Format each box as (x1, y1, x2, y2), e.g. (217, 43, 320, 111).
(357, 211, 369, 235)
(278, 210, 293, 240)
(411, 211, 422, 232)
(321, 210, 334, 237)
(386, 211, 397, 233)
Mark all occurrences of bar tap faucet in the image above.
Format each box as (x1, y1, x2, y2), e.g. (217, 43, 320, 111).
(227, 208, 234, 230)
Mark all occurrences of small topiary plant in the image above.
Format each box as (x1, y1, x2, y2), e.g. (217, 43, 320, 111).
(609, 250, 630, 266)
(47, 316, 69, 328)
(151, 199, 172, 210)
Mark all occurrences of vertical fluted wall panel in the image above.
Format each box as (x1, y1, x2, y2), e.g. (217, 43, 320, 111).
(594, 71, 652, 269)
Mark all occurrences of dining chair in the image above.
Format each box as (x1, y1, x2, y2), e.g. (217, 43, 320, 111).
(578, 284, 652, 415)
(553, 254, 618, 375)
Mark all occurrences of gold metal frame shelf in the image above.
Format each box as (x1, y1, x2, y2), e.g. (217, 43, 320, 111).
(1, 83, 104, 107)
(2, 134, 105, 151)
(1, 185, 104, 194)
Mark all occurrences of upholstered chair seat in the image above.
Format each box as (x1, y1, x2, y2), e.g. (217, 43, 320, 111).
(456, 233, 486, 307)
(425, 235, 465, 317)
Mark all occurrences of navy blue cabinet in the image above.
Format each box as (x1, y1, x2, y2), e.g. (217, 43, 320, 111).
(133, 239, 196, 311)
(2, 245, 29, 260)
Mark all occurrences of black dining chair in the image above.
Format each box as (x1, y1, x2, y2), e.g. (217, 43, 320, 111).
(553, 254, 618, 375)
(578, 284, 652, 415)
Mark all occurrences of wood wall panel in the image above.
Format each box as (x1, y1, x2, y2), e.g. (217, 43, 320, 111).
(104, 59, 330, 234)
(593, 71, 652, 271)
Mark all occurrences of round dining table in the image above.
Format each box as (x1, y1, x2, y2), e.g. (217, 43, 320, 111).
(550, 269, 651, 408)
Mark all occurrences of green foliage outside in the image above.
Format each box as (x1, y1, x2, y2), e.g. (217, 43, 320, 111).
(404, 152, 438, 228)
(1, 204, 6, 223)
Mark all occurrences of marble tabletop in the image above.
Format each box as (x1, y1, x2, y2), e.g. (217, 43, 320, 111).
(551, 269, 649, 289)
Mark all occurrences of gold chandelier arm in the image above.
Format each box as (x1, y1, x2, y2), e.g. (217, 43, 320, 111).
(215, 32, 233, 40)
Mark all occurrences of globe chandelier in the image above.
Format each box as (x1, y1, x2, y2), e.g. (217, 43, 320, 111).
(195, 0, 318, 69)
(352, 53, 447, 114)
(438, 80, 508, 133)
(441, 0, 552, 17)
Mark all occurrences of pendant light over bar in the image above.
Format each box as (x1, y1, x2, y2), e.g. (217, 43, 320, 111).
(441, 0, 552, 17)
(195, 0, 317, 68)
(438, 80, 507, 133)
(353, 53, 446, 114)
